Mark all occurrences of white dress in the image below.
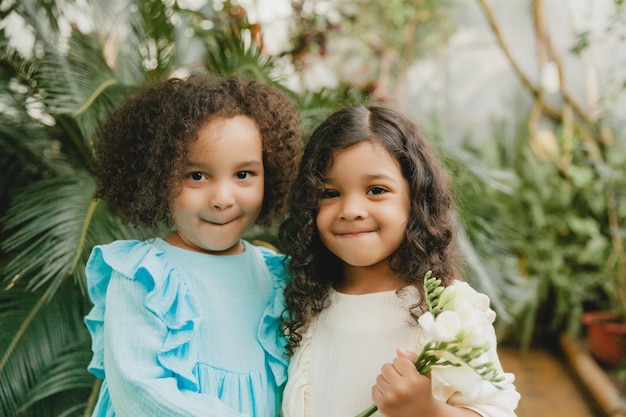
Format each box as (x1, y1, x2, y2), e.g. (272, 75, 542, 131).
(281, 281, 520, 417)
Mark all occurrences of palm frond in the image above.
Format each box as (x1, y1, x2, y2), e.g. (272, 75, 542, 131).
(36, 32, 133, 158)
(0, 281, 93, 417)
(0, 43, 38, 90)
(133, 0, 177, 79)
(15, 340, 94, 416)
(204, 26, 279, 83)
(2, 174, 92, 293)
(12, 0, 63, 48)
(0, 119, 58, 212)
(295, 86, 370, 136)
(1, 173, 111, 295)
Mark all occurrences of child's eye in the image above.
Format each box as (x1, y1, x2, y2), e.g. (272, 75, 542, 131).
(189, 172, 206, 181)
(236, 171, 251, 180)
(320, 189, 339, 199)
(367, 186, 387, 195)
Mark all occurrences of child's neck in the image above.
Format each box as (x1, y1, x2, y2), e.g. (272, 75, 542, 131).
(334, 263, 404, 295)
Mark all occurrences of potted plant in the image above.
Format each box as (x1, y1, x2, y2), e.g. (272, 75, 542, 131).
(579, 138, 626, 366)
(582, 265, 626, 366)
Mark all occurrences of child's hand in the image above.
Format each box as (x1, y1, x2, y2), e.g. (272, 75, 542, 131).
(371, 347, 439, 417)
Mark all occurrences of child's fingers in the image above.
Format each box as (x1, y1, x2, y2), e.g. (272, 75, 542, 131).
(391, 355, 419, 377)
(372, 350, 428, 407)
(395, 346, 418, 362)
(378, 362, 397, 385)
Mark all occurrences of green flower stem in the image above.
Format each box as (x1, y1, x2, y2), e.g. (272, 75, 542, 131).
(353, 343, 438, 417)
(353, 272, 503, 417)
(353, 341, 502, 417)
(354, 404, 378, 417)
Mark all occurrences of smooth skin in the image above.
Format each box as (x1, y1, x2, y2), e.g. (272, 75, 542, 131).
(316, 140, 480, 417)
(316, 140, 410, 294)
(165, 115, 264, 255)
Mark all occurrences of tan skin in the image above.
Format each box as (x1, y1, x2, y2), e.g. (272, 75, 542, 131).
(319, 142, 480, 417)
(164, 115, 264, 256)
(373, 348, 481, 417)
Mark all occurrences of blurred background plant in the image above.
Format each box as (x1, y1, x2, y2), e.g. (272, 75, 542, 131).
(262, 0, 626, 348)
(0, 1, 367, 415)
(1, 0, 624, 415)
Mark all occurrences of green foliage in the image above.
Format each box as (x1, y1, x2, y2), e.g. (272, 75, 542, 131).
(0, 1, 368, 415)
(0, 280, 92, 417)
(1, 0, 582, 414)
(454, 120, 626, 344)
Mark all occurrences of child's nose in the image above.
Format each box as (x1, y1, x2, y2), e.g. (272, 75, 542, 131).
(339, 195, 367, 221)
(210, 182, 235, 209)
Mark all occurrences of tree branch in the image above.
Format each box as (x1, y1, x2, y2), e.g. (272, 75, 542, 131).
(475, 0, 562, 122)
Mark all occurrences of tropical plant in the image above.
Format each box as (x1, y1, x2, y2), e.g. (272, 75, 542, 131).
(452, 116, 626, 347)
(0, 1, 368, 415)
(274, 0, 535, 339)
(471, 0, 626, 343)
(0, 0, 551, 415)
(285, 0, 454, 105)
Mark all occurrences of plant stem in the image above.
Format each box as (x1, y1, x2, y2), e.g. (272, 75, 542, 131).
(353, 348, 433, 417)
(354, 404, 378, 417)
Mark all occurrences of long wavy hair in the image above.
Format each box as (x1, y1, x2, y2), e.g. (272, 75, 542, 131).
(279, 105, 458, 354)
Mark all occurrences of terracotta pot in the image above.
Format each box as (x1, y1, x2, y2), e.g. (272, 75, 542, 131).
(582, 310, 626, 366)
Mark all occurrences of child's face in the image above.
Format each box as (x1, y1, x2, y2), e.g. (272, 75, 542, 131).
(166, 115, 264, 255)
(316, 140, 410, 271)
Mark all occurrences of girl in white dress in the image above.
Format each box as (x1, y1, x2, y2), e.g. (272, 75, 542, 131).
(279, 105, 520, 417)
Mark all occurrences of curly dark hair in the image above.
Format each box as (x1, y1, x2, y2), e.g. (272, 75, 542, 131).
(94, 74, 302, 230)
(279, 105, 458, 354)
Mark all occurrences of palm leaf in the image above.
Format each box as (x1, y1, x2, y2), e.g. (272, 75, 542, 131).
(204, 25, 279, 83)
(0, 118, 58, 211)
(2, 172, 138, 295)
(11, 0, 63, 48)
(295, 86, 370, 136)
(36, 31, 131, 152)
(15, 341, 94, 416)
(0, 43, 38, 91)
(0, 281, 93, 417)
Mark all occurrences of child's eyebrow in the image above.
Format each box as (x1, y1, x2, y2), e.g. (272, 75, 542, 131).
(237, 160, 263, 168)
(323, 173, 399, 183)
(364, 173, 398, 182)
(185, 160, 263, 170)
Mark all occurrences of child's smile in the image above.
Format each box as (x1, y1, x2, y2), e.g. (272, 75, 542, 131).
(316, 140, 410, 275)
(166, 115, 265, 255)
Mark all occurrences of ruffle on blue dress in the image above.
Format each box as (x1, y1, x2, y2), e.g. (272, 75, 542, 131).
(84, 239, 288, 417)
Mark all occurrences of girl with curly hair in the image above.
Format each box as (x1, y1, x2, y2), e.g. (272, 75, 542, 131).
(84, 74, 301, 417)
(279, 105, 519, 417)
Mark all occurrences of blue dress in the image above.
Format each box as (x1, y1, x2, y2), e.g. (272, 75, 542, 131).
(84, 238, 288, 417)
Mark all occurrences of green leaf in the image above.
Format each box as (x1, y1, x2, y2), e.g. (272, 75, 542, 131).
(0, 281, 94, 417)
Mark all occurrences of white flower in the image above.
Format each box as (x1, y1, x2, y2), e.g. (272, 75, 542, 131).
(355, 272, 505, 417)
(435, 358, 483, 398)
(433, 311, 462, 342)
(438, 284, 462, 311)
(455, 302, 490, 347)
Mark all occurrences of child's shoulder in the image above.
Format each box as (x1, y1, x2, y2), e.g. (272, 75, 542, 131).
(246, 240, 289, 284)
(246, 239, 285, 260)
(85, 238, 177, 297)
(87, 239, 163, 275)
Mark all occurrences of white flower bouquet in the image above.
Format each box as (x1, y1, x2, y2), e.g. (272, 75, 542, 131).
(355, 271, 506, 417)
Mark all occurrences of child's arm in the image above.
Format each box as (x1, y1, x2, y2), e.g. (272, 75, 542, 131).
(372, 348, 481, 417)
(102, 272, 248, 417)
